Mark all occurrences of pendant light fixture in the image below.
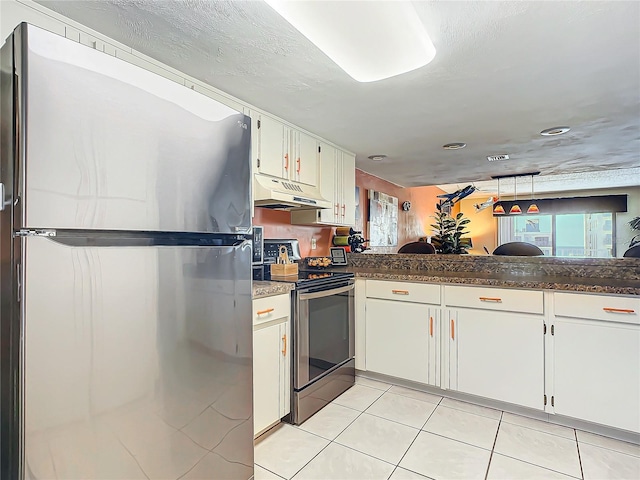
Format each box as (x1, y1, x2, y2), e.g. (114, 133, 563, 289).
(493, 177, 505, 214)
(527, 174, 540, 214)
(509, 176, 522, 215)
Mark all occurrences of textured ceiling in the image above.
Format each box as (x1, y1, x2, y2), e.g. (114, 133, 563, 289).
(37, 0, 640, 189)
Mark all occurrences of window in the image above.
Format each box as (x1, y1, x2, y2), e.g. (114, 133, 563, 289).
(499, 213, 614, 257)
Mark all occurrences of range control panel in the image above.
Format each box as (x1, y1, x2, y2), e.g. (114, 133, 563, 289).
(263, 239, 301, 264)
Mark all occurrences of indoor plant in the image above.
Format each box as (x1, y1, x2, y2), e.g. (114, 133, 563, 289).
(430, 202, 471, 254)
(628, 216, 640, 248)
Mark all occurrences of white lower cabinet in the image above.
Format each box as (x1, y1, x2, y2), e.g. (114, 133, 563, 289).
(365, 295, 440, 387)
(366, 298, 429, 384)
(252, 294, 290, 436)
(356, 282, 640, 434)
(447, 308, 544, 410)
(552, 292, 640, 433)
(554, 319, 640, 432)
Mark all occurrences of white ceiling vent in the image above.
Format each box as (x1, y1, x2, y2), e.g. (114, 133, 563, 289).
(487, 154, 510, 162)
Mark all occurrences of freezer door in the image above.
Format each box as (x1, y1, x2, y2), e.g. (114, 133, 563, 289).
(21, 236, 253, 479)
(16, 24, 251, 234)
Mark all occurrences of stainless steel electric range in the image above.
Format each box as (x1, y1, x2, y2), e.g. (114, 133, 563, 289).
(260, 239, 355, 425)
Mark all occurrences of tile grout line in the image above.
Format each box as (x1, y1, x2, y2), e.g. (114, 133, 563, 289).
(483, 410, 503, 480)
(491, 453, 583, 479)
(255, 464, 286, 480)
(287, 394, 382, 479)
(391, 394, 444, 476)
(575, 429, 585, 480)
(499, 418, 578, 442)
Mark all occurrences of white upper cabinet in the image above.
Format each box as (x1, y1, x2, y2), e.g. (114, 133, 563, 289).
(292, 130, 319, 186)
(290, 145, 356, 226)
(341, 151, 356, 226)
(254, 113, 287, 179)
(317, 143, 338, 224)
(253, 113, 319, 187)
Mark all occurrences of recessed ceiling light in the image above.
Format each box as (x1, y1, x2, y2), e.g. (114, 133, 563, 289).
(540, 126, 571, 136)
(443, 143, 466, 150)
(264, 1, 436, 82)
(368, 155, 387, 161)
(487, 154, 510, 162)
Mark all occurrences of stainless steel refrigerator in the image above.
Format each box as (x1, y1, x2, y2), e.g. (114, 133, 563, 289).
(0, 23, 254, 480)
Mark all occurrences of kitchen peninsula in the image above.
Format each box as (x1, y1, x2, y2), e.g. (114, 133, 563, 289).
(346, 253, 640, 295)
(340, 252, 640, 444)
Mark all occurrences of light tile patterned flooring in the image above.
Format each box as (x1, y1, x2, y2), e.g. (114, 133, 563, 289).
(255, 376, 640, 480)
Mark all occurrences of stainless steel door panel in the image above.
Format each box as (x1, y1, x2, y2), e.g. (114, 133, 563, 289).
(294, 283, 355, 389)
(295, 296, 310, 389)
(18, 25, 251, 234)
(22, 236, 253, 479)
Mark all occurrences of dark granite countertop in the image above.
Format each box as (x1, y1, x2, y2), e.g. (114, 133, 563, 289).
(350, 268, 640, 295)
(252, 281, 295, 299)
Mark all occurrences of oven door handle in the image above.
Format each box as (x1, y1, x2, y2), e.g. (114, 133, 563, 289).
(298, 283, 354, 300)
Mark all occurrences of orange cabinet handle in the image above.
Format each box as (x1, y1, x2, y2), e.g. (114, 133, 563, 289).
(296, 157, 301, 174)
(479, 297, 502, 303)
(451, 319, 455, 340)
(282, 334, 287, 356)
(603, 307, 635, 314)
(257, 308, 274, 316)
(392, 289, 409, 295)
(429, 316, 434, 337)
(284, 153, 289, 170)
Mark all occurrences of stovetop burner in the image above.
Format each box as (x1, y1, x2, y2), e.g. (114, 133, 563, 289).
(259, 238, 354, 288)
(266, 269, 354, 288)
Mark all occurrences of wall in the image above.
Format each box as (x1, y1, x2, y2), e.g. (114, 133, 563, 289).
(354, 169, 445, 254)
(457, 186, 640, 257)
(254, 169, 446, 257)
(253, 208, 333, 257)
(458, 198, 498, 255)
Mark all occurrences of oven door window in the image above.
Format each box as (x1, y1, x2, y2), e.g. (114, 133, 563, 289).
(306, 290, 352, 382)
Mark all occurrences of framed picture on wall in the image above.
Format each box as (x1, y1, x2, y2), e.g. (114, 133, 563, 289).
(368, 190, 398, 247)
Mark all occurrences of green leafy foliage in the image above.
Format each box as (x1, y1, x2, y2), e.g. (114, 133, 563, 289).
(629, 216, 640, 248)
(430, 202, 471, 254)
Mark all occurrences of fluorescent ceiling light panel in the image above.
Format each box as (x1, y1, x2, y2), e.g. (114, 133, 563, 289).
(265, 0, 436, 82)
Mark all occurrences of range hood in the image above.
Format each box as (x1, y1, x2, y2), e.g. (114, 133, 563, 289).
(254, 174, 331, 210)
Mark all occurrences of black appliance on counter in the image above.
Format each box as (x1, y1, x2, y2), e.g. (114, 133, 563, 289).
(256, 239, 355, 425)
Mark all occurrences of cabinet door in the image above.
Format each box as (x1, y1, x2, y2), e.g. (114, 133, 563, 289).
(253, 323, 282, 435)
(445, 310, 458, 390)
(427, 308, 440, 387)
(340, 152, 356, 226)
(554, 319, 640, 432)
(279, 321, 291, 418)
(257, 114, 286, 179)
(296, 131, 319, 186)
(455, 309, 544, 410)
(318, 143, 338, 224)
(366, 298, 429, 384)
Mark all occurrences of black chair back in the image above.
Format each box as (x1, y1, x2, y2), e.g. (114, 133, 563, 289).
(492, 241, 544, 256)
(398, 242, 436, 254)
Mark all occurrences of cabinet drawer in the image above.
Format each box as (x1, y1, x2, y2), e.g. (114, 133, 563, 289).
(554, 292, 640, 325)
(366, 280, 440, 305)
(252, 293, 290, 326)
(444, 285, 543, 314)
